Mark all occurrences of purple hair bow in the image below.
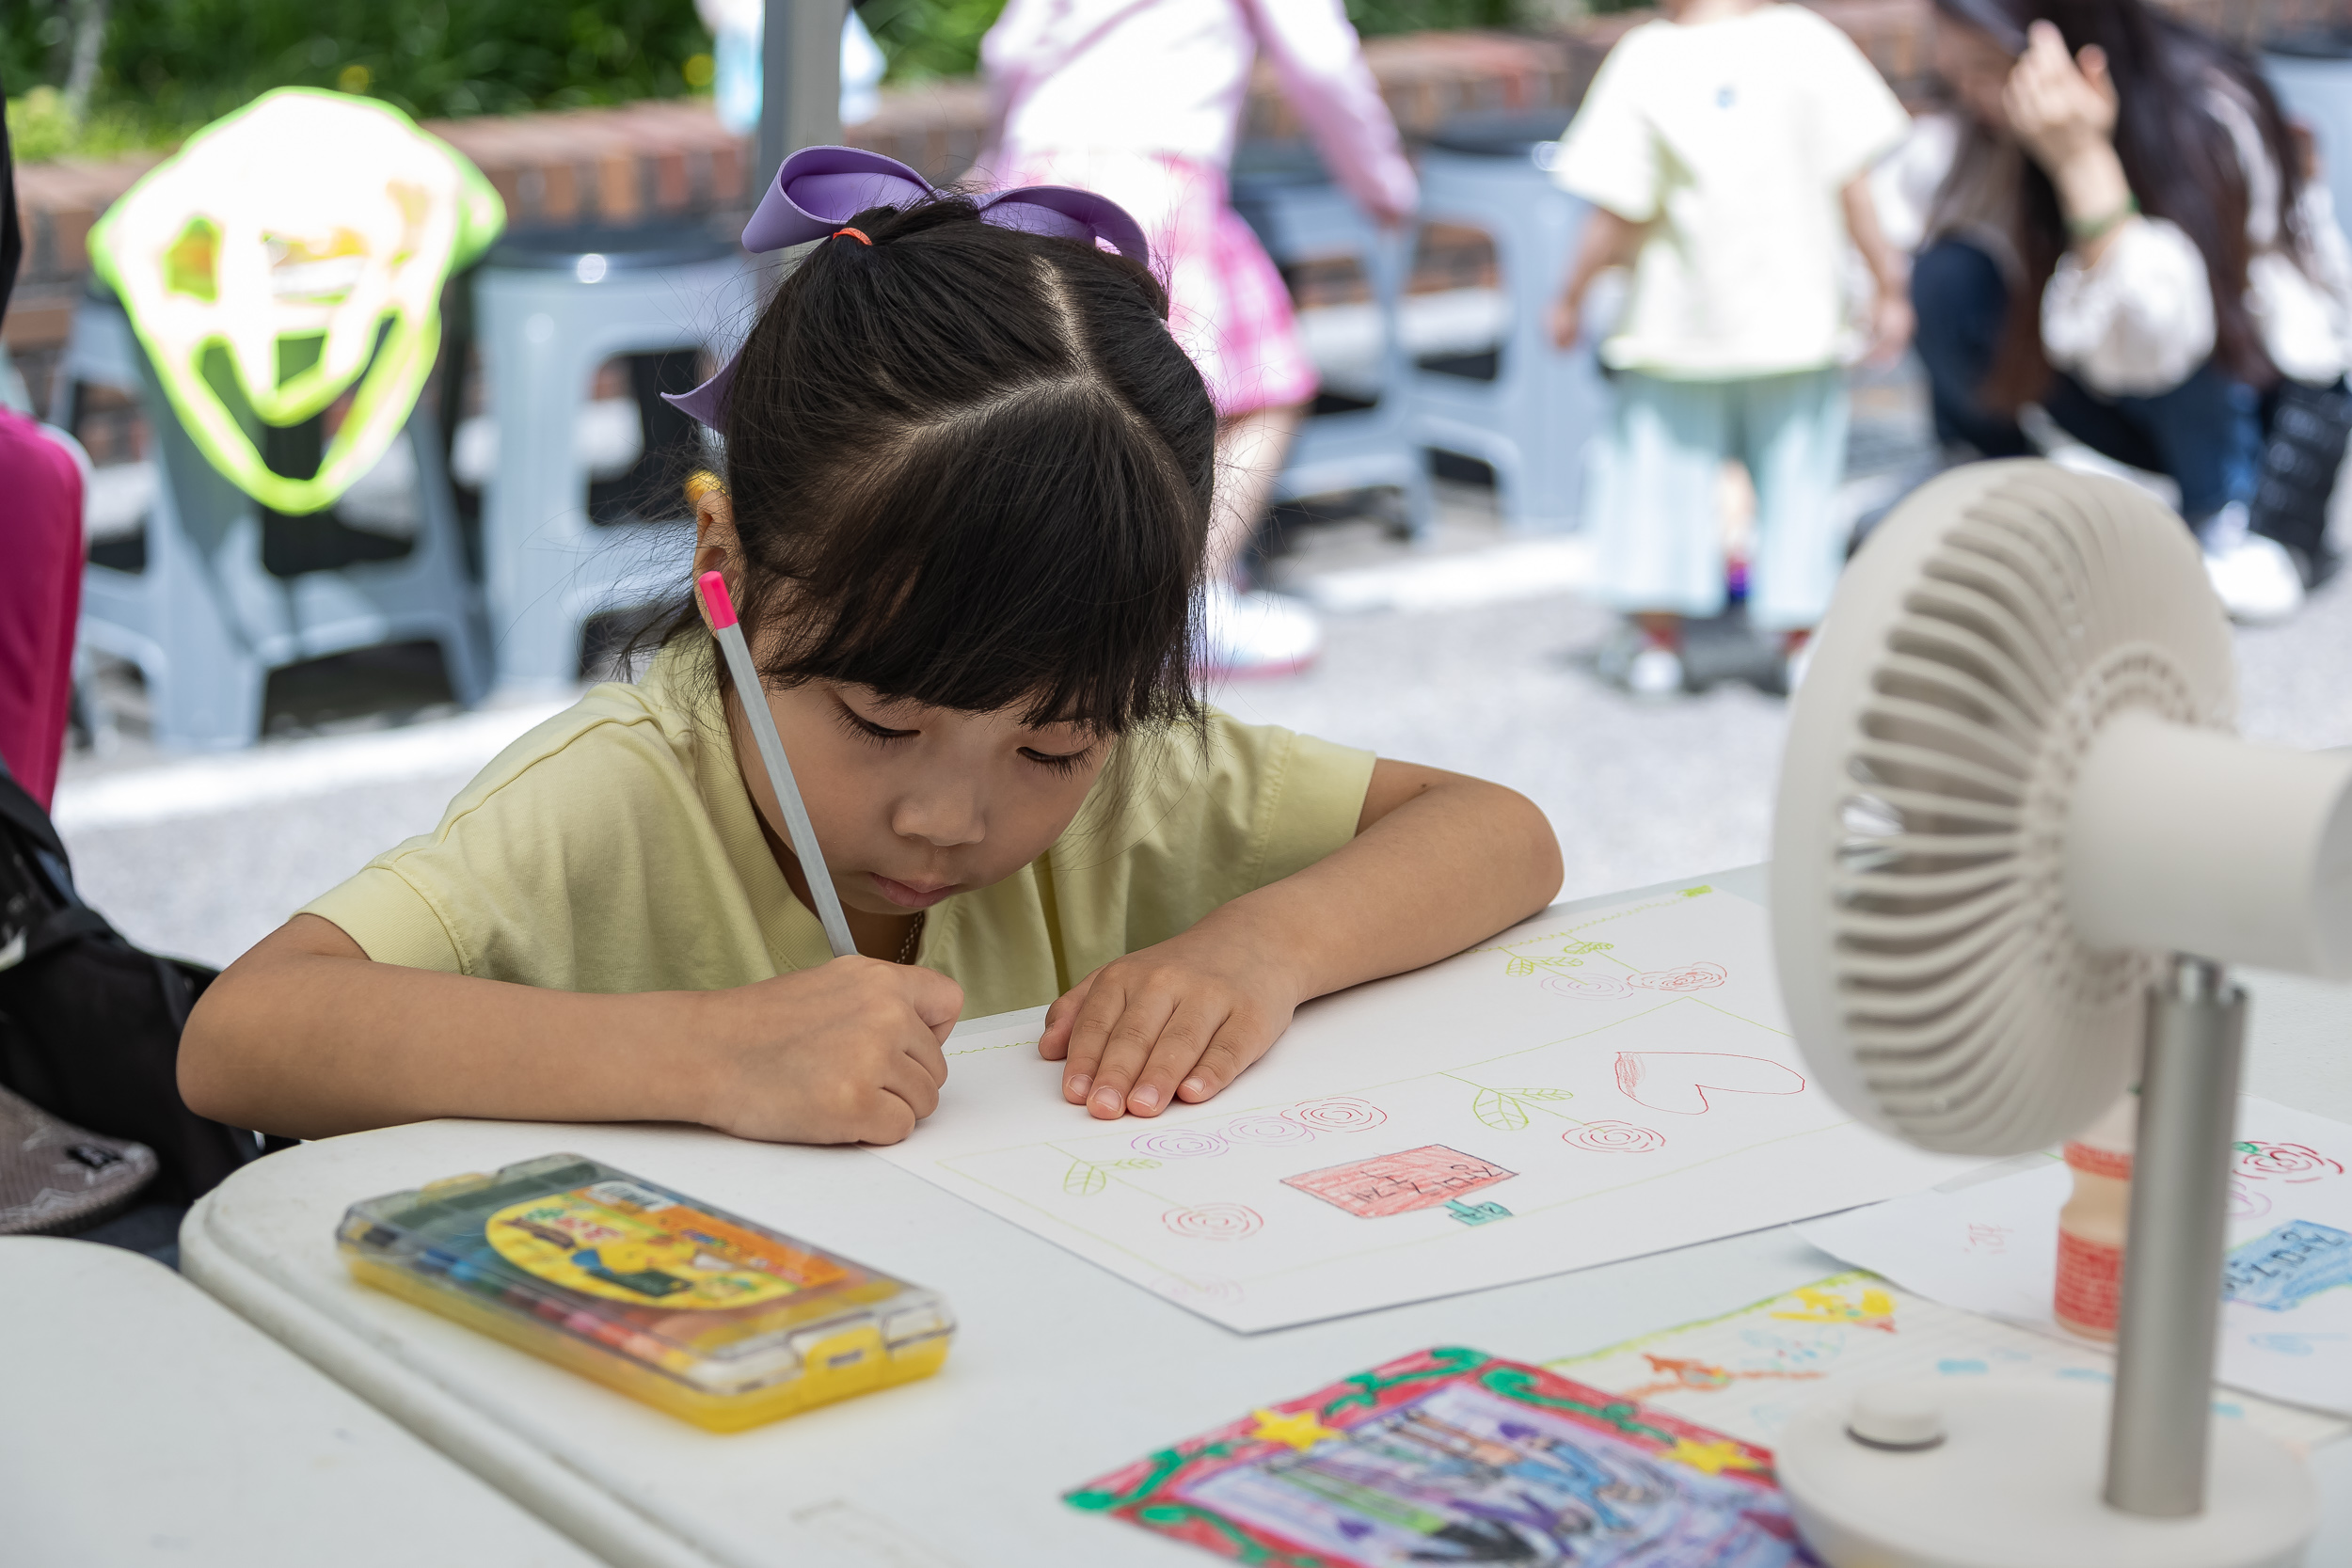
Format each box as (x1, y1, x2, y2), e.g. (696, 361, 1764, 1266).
(663, 145, 1151, 429)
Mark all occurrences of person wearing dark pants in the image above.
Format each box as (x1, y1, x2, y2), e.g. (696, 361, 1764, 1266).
(1912, 234, 2265, 524)
(1875, 0, 2352, 622)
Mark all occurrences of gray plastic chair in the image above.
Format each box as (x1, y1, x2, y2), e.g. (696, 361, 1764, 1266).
(61, 295, 489, 751)
(472, 232, 750, 692)
(1231, 149, 1434, 537)
(1409, 114, 1613, 534)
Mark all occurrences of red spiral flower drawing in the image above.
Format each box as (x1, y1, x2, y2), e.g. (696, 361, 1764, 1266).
(1131, 1128, 1228, 1159)
(1565, 1121, 1666, 1153)
(1151, 1274, 1246, 1306)
(1543, 973, 1630, 1001)
(1225, 1114, 1314, 1146)
(2233, 1142, 2343, 1182)
(1627, 962, 1727, 992)
(1283, 1097, 1389, 1132)
(2229, 1179, 2273, 1220)
(1163, 1204, 1264, 1241)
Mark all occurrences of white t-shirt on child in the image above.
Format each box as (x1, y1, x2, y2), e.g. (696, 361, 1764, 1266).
(1552, 4, 1909, 379)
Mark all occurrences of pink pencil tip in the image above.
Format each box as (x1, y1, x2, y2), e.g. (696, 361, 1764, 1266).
(697, 570, 738, 630)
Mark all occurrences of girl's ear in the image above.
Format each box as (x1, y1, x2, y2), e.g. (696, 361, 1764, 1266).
(691, 485, 740, 626)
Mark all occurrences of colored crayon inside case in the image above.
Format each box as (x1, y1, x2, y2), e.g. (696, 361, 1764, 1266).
(337, 1153, 954, 1432)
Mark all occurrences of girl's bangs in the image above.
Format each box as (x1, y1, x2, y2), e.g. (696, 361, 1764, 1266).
(750, 394, 1202, 733)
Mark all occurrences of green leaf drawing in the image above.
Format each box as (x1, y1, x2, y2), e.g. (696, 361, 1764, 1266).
(1473, 1088, 1528, 1132)
(1471, 1086, 1572, 1130)
(1504, 957, 1535, 977)
(1061, 1156, 1162, 1196)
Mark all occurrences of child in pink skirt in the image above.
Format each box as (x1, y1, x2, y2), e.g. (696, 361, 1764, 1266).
(981, 0, 1417, 676)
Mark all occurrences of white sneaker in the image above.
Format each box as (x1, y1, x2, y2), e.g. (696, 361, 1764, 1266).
(2198, 505, 2305, 626)
(1199, 585, 1322, 678)
(1626, 645, 1686, 699)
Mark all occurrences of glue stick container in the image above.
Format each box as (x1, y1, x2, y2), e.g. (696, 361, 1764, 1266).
(2055, 1094, 2137, 1339)
(338, 1153, 954, 1432)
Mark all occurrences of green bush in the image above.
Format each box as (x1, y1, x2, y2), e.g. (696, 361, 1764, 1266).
(4, 0, 712, 153)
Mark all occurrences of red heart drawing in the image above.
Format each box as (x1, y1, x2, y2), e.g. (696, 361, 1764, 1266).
(1613, 1053, 1805, 1115)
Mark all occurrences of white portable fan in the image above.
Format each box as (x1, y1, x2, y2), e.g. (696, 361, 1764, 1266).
(1770, 461, 2352, 1568)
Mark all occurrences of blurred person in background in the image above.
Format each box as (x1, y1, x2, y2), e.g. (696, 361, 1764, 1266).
(1547, 0, 1914, 699)
(0, 70, 87, 809)
(979, 0, 1417, 678)
(1877, 0, 2352, 622)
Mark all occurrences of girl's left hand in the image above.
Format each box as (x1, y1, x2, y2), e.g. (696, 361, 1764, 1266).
(1040, 922, 1302, 1118)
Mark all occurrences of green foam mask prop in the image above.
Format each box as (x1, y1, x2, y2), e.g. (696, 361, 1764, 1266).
(88, 88, 504, 515)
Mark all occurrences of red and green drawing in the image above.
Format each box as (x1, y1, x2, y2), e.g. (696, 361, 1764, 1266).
(1065, 1346, 1805, 1566)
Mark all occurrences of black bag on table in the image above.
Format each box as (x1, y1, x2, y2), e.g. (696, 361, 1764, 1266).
(0, 768, 265, 1211)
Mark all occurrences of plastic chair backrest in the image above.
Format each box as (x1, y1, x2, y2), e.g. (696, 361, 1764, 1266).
(87, 87, 503, 516)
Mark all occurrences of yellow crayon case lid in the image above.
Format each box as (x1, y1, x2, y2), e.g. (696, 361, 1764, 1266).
(336, 1153, 954, 1432)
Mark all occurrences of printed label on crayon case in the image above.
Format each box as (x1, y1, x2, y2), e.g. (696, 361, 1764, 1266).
(487, 1187, 849, 1307)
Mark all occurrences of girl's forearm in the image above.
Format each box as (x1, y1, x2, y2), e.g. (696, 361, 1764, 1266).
(1840, 174, 1906, 297)
(181, 917, 713, 1139)
(2050, 142, 2136, 268)
(1206, 774, 1562, 1006)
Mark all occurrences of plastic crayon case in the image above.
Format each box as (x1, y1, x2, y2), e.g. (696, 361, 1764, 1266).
(337, 1153, 955, 1433)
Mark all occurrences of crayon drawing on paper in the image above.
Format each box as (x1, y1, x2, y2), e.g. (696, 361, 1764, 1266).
(871, 887, 1970, 1332)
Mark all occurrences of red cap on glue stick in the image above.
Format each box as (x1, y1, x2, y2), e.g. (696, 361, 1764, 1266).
(697, 570, 739, 630)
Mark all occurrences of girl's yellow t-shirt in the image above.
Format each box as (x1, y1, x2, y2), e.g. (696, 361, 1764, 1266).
(298, 642, 1375, 1020)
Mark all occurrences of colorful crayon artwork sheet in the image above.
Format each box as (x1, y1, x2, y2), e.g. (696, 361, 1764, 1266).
(1065, 1347, 1804, 1567)
(869, 887, 1974, 1331)
(1796, 1096, 2352, 1417)
(1548, 1272, 2346, 1455)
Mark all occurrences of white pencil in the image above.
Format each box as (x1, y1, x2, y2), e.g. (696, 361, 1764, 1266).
(697, 570, 858, 959)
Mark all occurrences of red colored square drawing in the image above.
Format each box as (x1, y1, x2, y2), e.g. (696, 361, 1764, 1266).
(1281, 1145, 1515, 1219)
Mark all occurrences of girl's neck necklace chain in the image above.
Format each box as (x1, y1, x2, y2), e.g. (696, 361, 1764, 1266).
(897, 911, 926, 964)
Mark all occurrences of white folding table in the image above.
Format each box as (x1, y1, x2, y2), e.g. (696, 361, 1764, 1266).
(176, 866, 2352, 1566)
(0, 1234, 602, 1566)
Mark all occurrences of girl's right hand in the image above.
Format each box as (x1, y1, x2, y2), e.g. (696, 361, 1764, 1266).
(2004, 22, 2119, 176)
(694, 958, 961, 1146)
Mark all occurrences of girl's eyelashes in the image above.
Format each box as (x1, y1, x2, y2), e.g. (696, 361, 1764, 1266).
(833, 700, 917, 746)
(1020, 743, 1097, 776)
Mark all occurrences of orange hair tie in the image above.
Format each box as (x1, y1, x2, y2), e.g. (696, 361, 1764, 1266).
(833, 226, 872, 245)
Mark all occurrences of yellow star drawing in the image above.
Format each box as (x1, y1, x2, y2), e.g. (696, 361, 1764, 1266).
(1665, 1437, 1763, 1477)
(1249, 1406, 1343, 1452)
(1770, 1285, 1897, 1332)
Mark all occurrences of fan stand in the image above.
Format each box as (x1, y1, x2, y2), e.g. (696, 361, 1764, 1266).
(1776, 957, 2318, 1568)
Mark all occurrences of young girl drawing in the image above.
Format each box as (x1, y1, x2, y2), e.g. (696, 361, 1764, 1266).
(181, 150, 1563, 1148)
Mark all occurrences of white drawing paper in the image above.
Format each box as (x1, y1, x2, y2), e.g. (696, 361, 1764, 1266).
(1797, 1096, 2352, 1416)
(1549, 1271, 2346, 1455)
(871, 885, 1976, 1332)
